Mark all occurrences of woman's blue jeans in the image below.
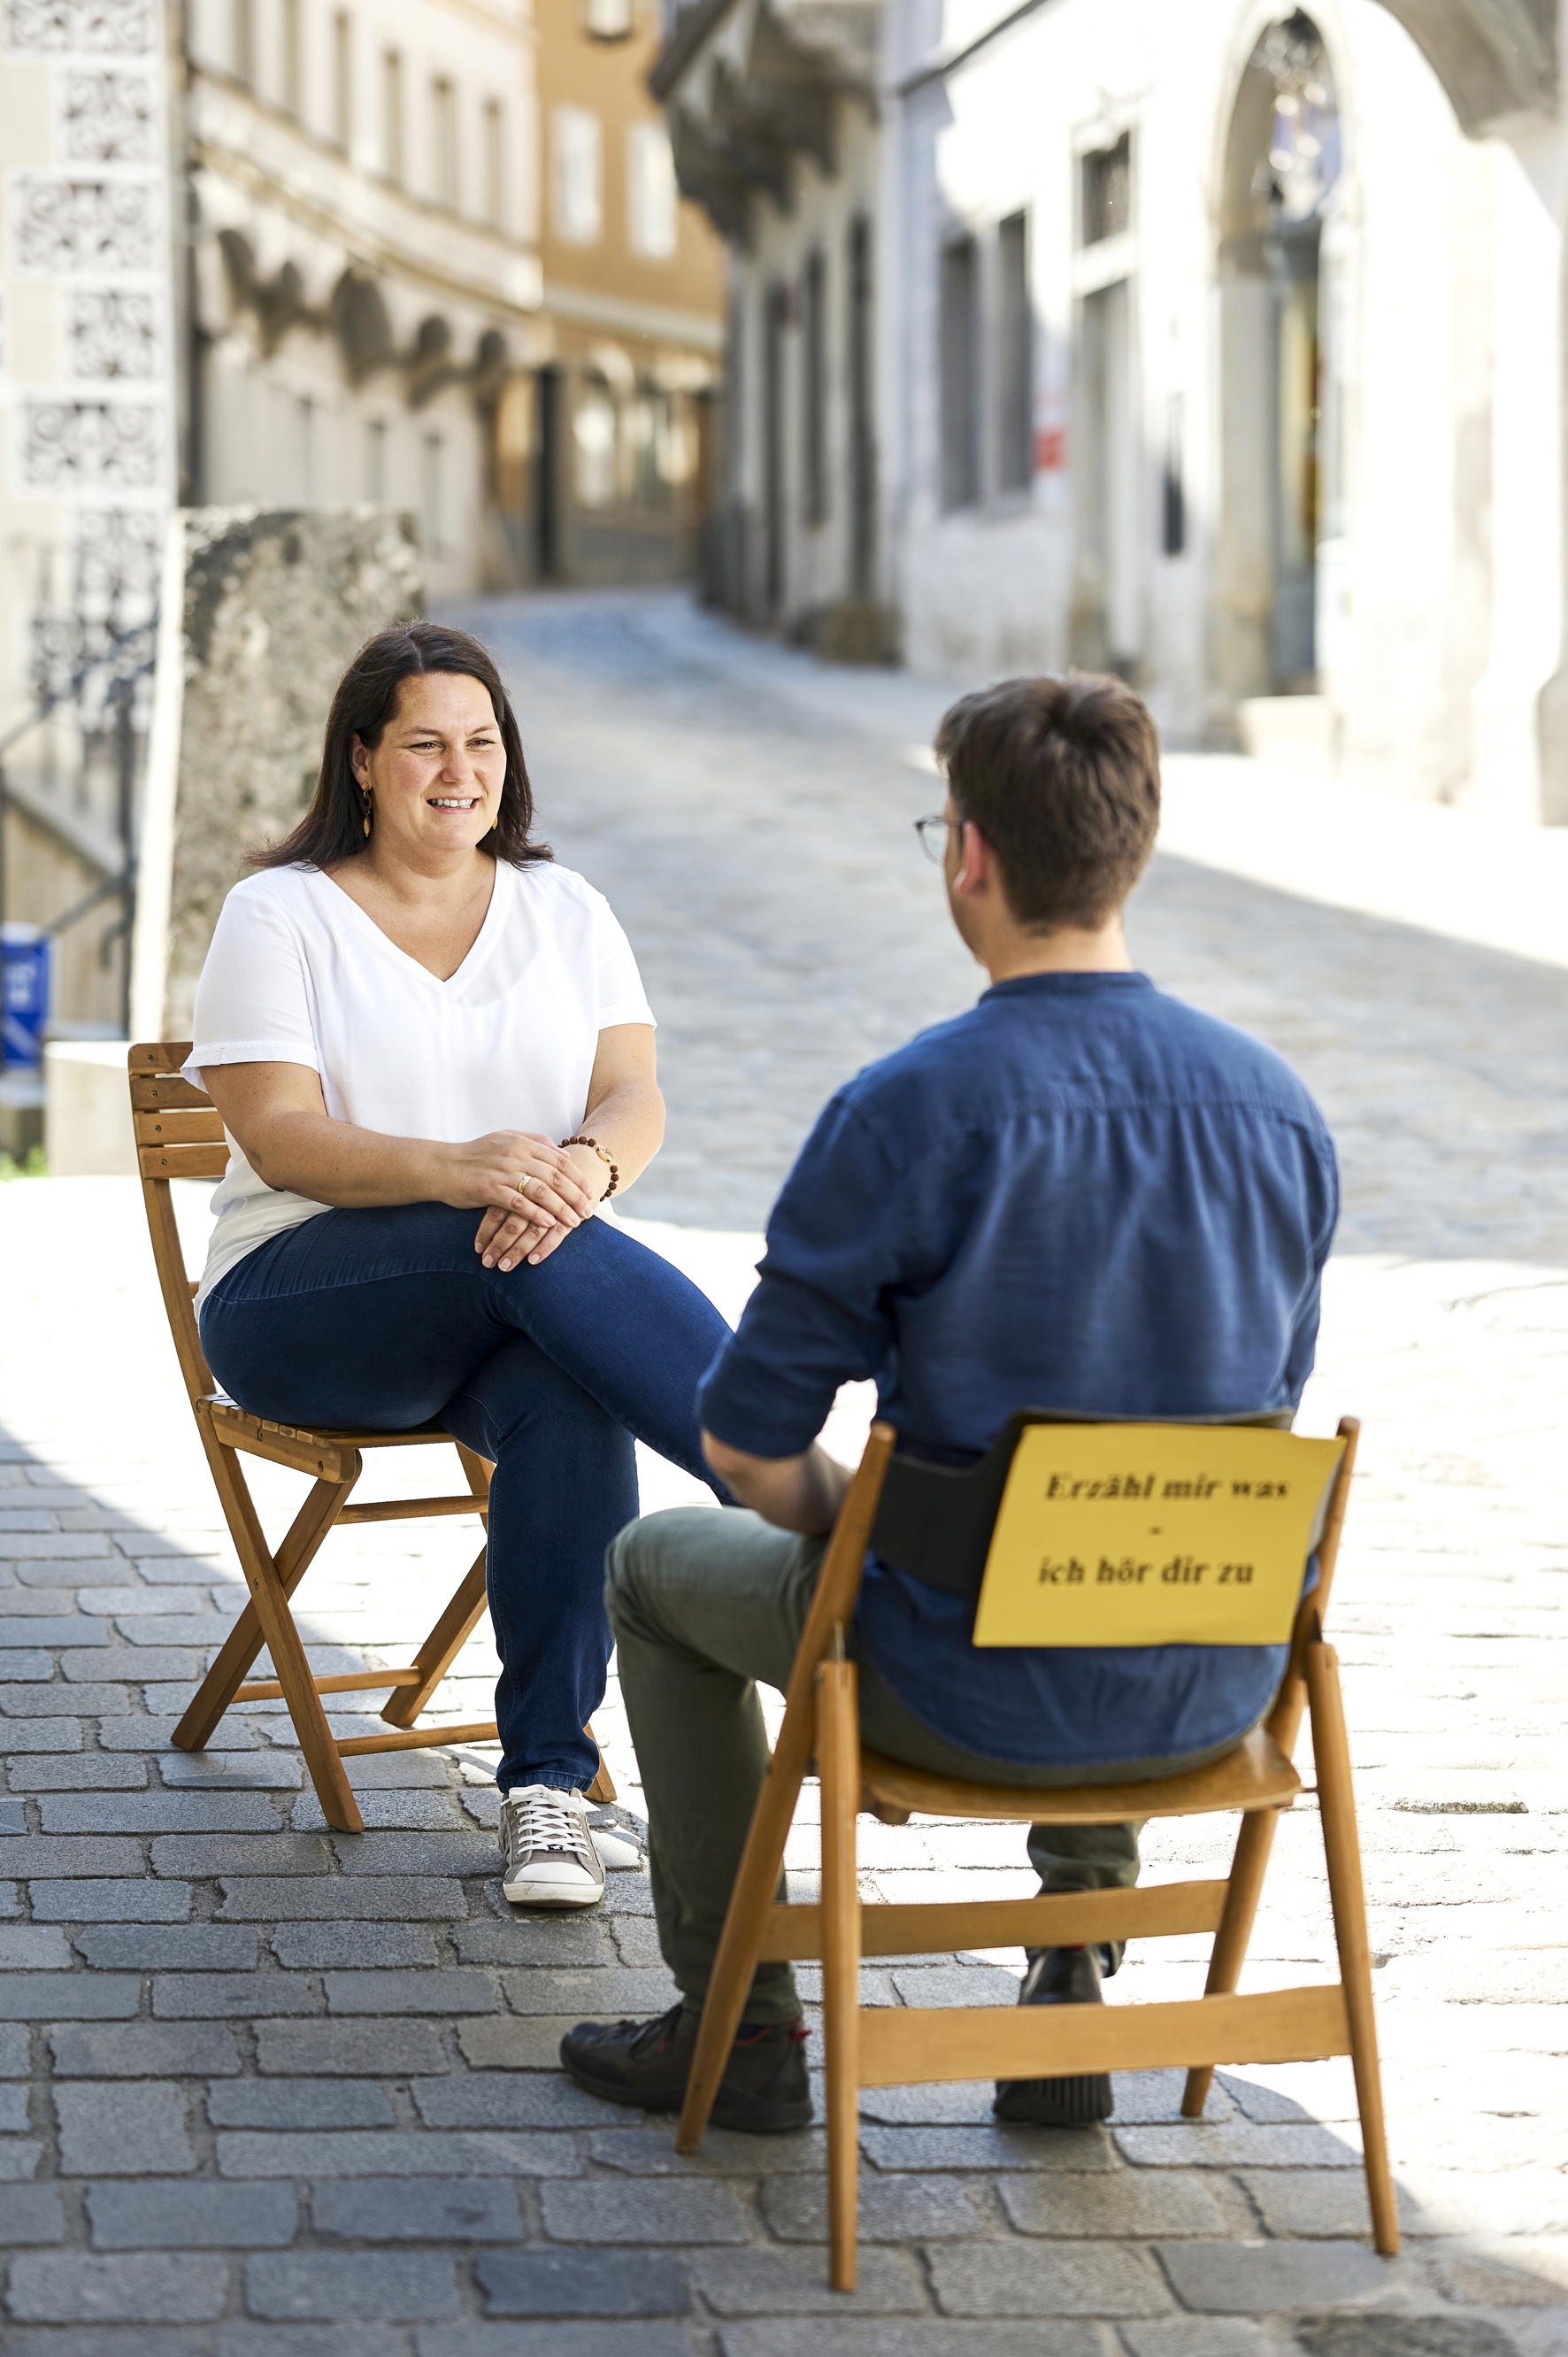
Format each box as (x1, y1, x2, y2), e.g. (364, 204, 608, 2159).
(199, 1205, 731, 1794)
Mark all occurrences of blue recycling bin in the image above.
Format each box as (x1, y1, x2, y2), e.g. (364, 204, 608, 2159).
(2, 924, 50, 1069)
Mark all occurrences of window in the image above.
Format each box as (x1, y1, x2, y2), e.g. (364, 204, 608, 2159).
(1081, 132, 1131, 244)
(484, 98, 505, 228)
(383, 50, 404, 183)
(233, 0, 254, 86)
(333, 12, 352, 149)
(281, 0, 302, 116)
(365, 416, 388, 504)
(802, 248, 827, 523)
(939, 235, 979, 511)
(996, 211, 1032, 492)
(431, 77, 457, 209)
(420, 431, 445, 554)
(552, 105, 603, 244)
(586, 0, 634, 37)
(626, 123, 677, 259)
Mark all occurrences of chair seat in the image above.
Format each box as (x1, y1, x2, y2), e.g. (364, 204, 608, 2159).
(205, 1397, 451, 1448)
(859, 1724, 1301, 1827)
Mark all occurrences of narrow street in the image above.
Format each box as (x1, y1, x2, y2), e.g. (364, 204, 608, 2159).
(1, 590, 1564, 2353)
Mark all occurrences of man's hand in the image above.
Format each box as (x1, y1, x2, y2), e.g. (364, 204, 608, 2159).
(702, 1433, 852, 1536)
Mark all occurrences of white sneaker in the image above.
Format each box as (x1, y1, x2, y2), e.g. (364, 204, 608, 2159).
(498, 1785, 606, 1909)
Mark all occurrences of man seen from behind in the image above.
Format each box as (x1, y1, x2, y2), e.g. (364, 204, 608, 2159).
(561, 674, 1340, 2133)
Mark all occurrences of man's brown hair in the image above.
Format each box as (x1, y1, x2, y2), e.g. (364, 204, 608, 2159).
(934, 672, 1160, 932)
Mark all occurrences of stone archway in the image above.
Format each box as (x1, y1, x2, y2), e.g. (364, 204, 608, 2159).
(1374, 0, 1555, 133)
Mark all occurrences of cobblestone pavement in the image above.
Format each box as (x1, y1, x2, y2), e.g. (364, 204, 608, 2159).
(1, 589, 1565, 2353)
(459, 589, 1568, 1260)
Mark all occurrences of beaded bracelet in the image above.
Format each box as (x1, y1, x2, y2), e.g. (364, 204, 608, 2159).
(562, 1134, 619, 1199)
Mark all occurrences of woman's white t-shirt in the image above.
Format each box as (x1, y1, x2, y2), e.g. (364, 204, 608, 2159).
(184, 859, 655, 1309)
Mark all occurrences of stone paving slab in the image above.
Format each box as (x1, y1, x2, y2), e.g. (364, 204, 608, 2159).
(2, 591, 1566, 2347)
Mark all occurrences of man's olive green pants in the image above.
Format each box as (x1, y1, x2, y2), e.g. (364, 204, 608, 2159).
(605, 1506, 1241, 2026)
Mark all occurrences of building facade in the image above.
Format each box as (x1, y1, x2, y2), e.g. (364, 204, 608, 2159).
(528, 0, 726, 582)
(1, 0, 726, 1059)
(651, 0, 884, 648)
(662, 0, 1568, 822)
(188, 0, 542, 605)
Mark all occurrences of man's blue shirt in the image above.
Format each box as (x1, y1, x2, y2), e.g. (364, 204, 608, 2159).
(696, 971, 1340, 1768)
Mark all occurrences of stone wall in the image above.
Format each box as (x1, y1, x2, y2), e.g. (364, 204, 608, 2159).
(140, 507, 422, 1041)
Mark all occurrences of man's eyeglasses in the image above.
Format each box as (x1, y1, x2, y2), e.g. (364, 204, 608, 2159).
(913, 813, 964, 864)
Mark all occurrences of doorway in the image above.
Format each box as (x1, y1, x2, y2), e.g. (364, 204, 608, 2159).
(1216, 12, 1339, 700)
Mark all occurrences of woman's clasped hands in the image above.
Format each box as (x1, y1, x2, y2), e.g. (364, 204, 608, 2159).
(442, 1129, 604, 1272)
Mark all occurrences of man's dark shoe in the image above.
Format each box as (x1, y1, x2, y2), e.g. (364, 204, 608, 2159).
(560, 2001, 812, 2134)
(993, 1944, 1115, 2126)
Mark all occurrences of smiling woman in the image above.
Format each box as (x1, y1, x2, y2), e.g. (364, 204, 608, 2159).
(181, 620, 733, 1909)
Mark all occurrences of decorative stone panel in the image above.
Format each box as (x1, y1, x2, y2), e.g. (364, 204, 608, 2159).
(19, 398, 161, 487)
(73, 505, 162, 603)
(12, 176, 160, 274)
(3, 0, 155, 50)
(61, 68, 157, 162)
(67, 288, 158, 377)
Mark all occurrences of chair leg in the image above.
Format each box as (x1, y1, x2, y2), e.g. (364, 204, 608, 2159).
(382, 1436, 489, 1728)
(676, 1708, 812, 2155)
(584, 1737, 616, 1807)
(381, 1548, 490, 1728)
(202, 1444, 363, 1833)
(818, 1656, 862, 2296)
(1180, 1805, 1285, 2118)
(173, 1472, 355, 1752)
(1306, 1638, 1400, 2257)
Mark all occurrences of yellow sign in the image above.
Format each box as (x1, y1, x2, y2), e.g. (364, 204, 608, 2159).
(970, 1424, 1345, 1649)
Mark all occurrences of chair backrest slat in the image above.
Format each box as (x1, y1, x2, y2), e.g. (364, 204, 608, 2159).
(129, 1043, 218, 1409)
(133, 1107, 225, 1146)
(130, 1075, 211, 1111)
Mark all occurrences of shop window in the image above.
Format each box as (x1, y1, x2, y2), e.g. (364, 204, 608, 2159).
(573, 376, 617, 506)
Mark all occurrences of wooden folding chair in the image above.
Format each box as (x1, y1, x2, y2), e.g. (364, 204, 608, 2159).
(129, 1043, 613, 1833)
(677, 1412, 1395, 2290)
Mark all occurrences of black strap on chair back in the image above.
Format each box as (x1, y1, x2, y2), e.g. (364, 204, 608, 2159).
(867, 1406, 1295, 1601)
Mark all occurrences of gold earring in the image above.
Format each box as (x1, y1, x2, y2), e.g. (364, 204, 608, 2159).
(361, 790, 372, 838)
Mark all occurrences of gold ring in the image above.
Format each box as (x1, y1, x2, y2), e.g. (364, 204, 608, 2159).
(517, 1176, 532, 1197)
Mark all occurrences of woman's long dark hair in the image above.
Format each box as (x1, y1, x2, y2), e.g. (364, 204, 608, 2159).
(250, 620, 551, 871)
